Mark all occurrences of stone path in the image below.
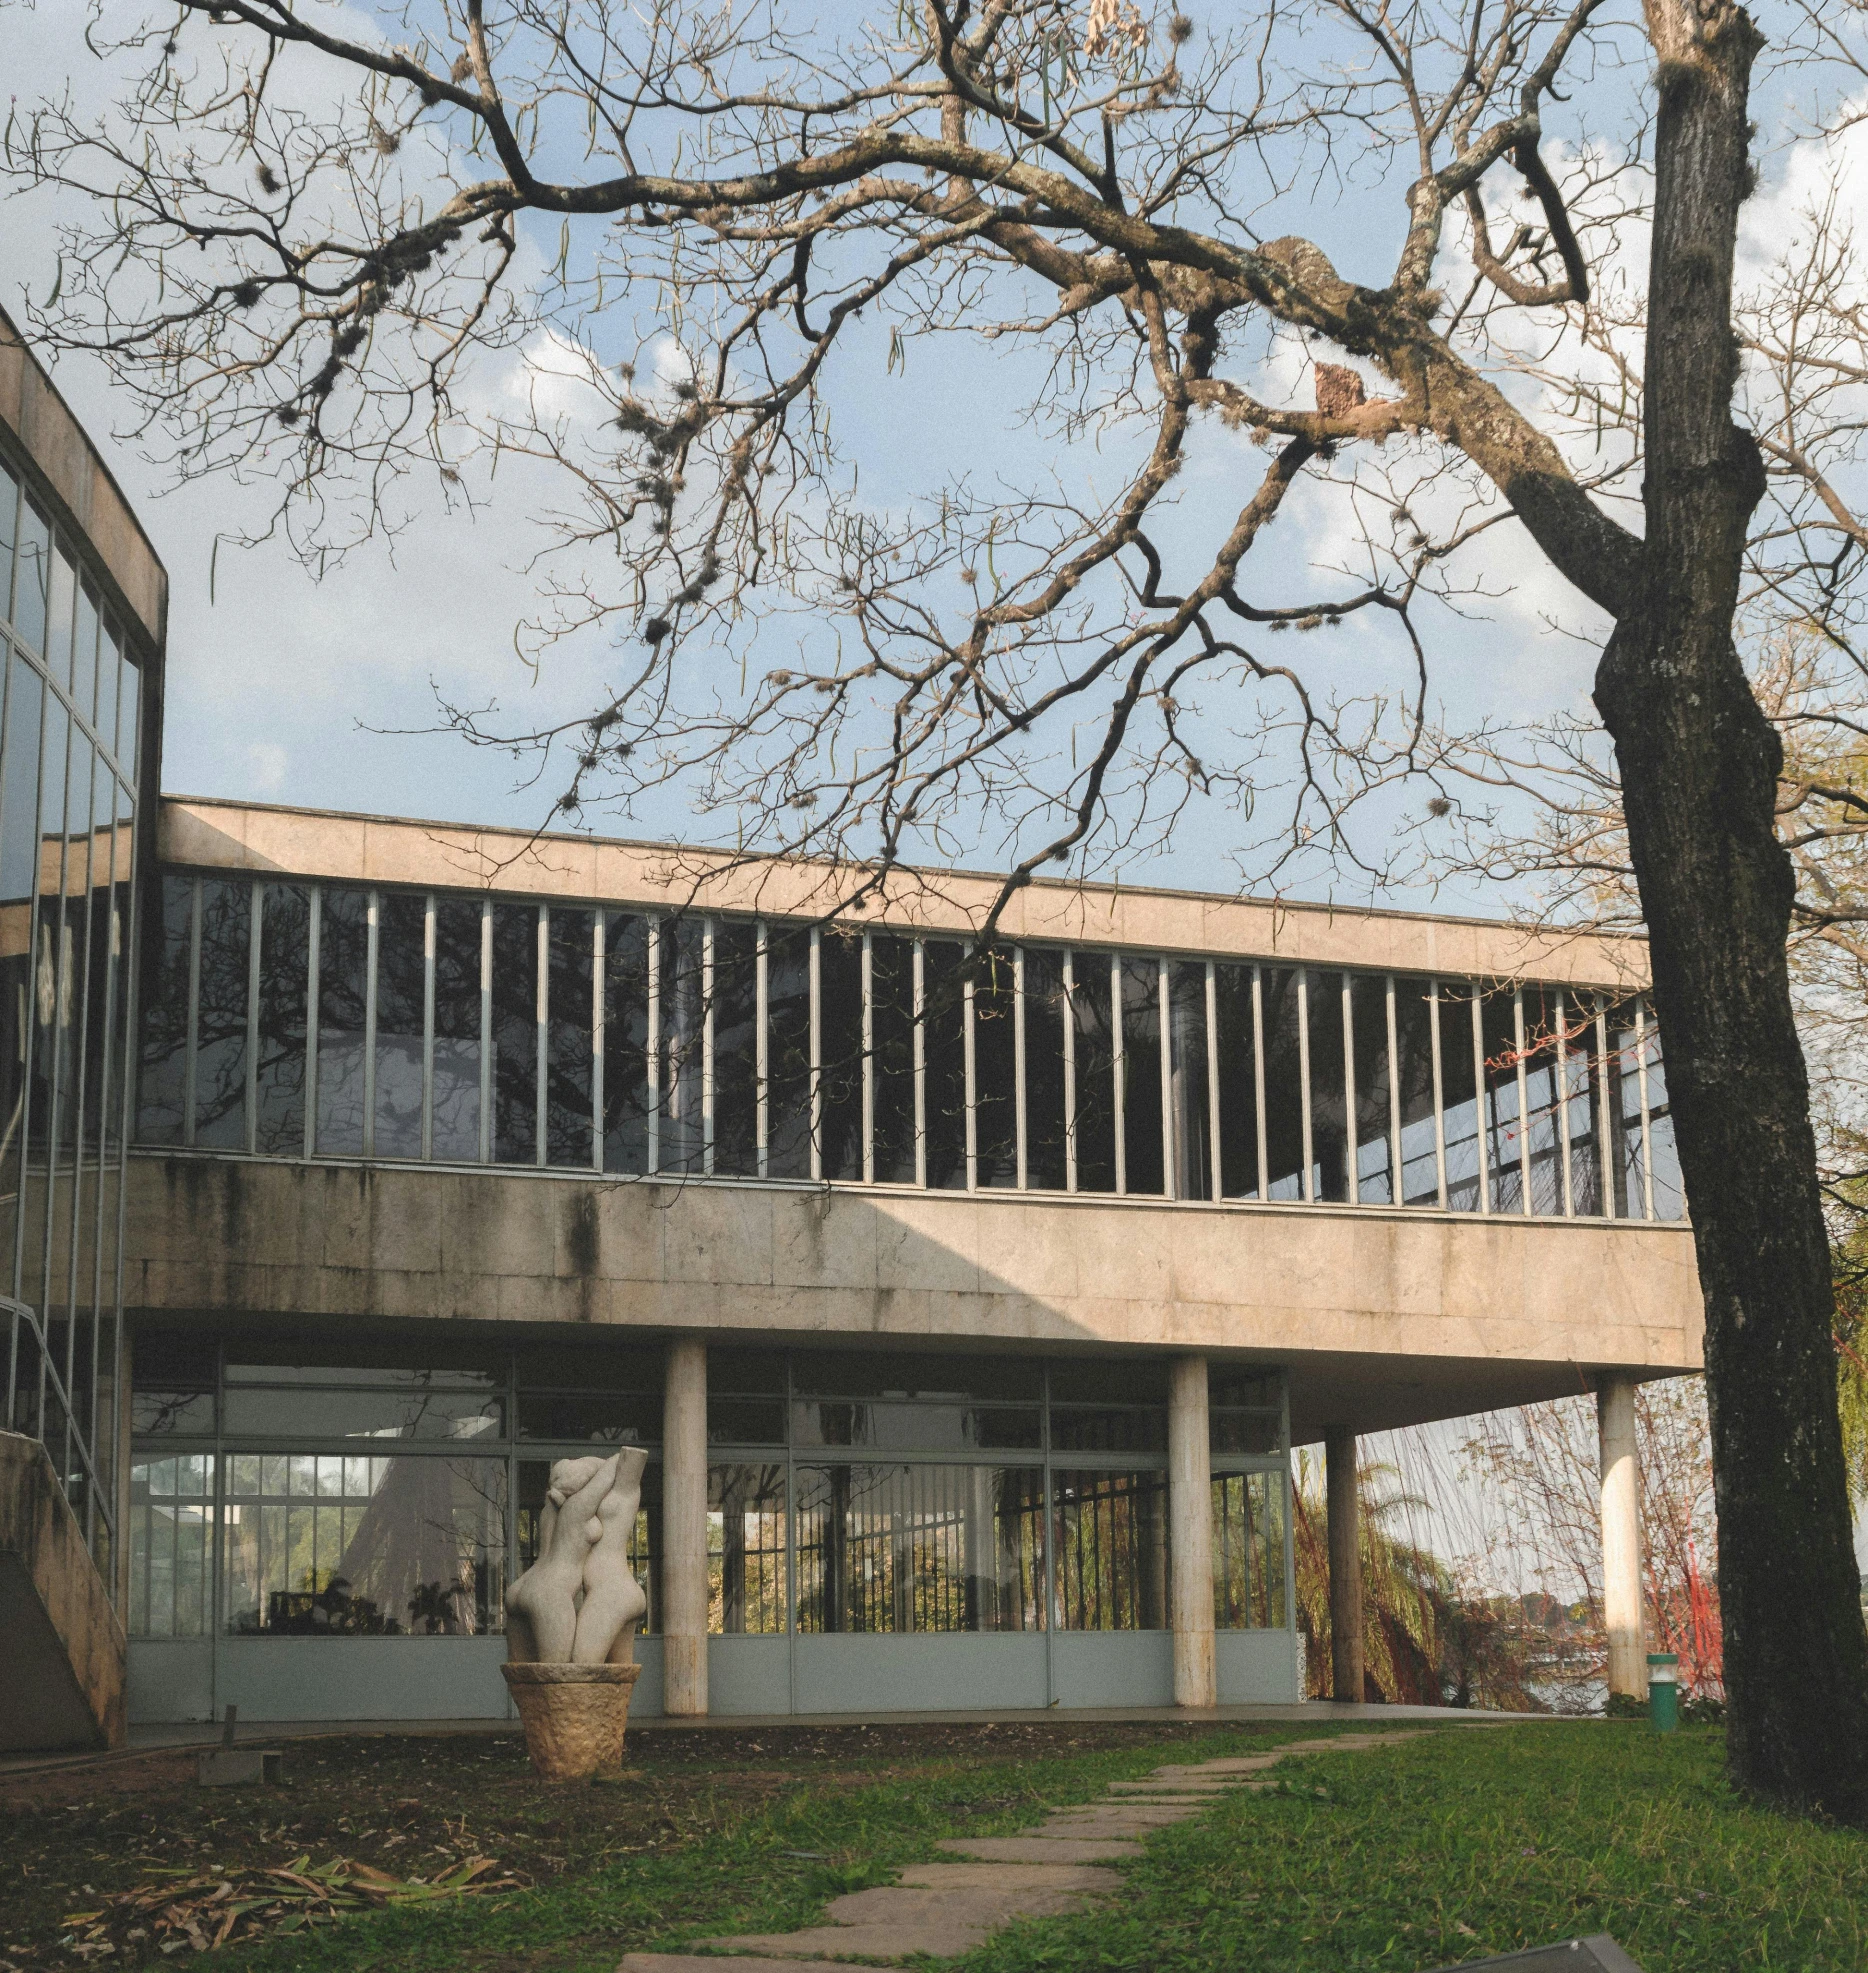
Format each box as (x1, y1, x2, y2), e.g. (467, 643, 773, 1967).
(618, 1730, 1430, 1971)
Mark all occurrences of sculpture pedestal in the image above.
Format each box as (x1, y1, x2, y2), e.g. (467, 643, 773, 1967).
(502, 1662, 641, 1780)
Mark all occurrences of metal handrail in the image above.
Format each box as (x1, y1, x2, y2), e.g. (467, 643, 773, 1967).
(3, 1293, 114, 1548)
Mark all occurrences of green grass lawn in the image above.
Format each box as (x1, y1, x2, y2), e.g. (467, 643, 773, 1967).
(30, 1722, 1866, 1972)
(961, 1723, 1868, 1973)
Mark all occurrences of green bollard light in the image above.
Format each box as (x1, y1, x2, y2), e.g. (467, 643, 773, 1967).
(1647, 1652, 1680, 1732)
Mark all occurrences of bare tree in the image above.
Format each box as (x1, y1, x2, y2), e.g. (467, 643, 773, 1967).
(10, 0, 1868, 1812)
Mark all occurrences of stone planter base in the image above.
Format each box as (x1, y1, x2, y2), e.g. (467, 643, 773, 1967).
(502, 1661, 641, 1780)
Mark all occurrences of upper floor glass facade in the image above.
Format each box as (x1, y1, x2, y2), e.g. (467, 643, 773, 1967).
(1, 440, 149, 1575)
(138, 872, 1685, 1222)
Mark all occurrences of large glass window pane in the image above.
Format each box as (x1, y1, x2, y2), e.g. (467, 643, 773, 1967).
(1068, 951, 1116, 1193)
(1479, 987, 1525, 1213)
(118, 660, 142, 783)
(72, 584, 99, 735)
(315, 888, 368, 1155)
(711, 921, 758, 1177)
(137, 872, 191, 1144)
(222, 1454, 506, 1637)
(491, 902, 539, 1165)
(254, 883, 309, 1153)
(127, 1455, 216, 1639)
(1168, 960, 1211, 1200)
(766, 923, 812, 1179)
(1212, 1471, 1287, 1628)
(796, 1463, 1044, 1633)
(1119, 957, 1164, 1195)
(1023, 948, 1067, 1191)
(1564, 992, 1607, 1214)
(1520, 985, 1565, 1215)
(710, 1462, 788, 1633)
(95, 618, 122, 761)
(546, 907, 595, 1168)
(1049, 1357, 1168, 1453)
(13, 500, 49, 653)
(1439, 982, 1482, 1211)
(1349, 974, 1394, 1204)
(1261, 967, 1305, 1200)
(923, 939, 967, 1190)
(1610, 1000, 1643, 1218)
(0, 460, 15, 617)
(601, 911, 648, 1173)
(819, 926, 863, 1181)
(1051, 1468, 1169, 1629)
(370, 892, 425, 1159)
(432, 897, 483, 1161)
(1394, 976, 1439, 1205)
(221, 1384, 503, 1440)
(193, 878, 250, 1151)
(1643, 1021, 1684, 1220)
(44, 543, 76, 690)
(1306, 970, 1349, 1203)
(1214, 964, 1259, 1198)
(0, 661, 45, 1267)
(870, 933, 917, 1184)
(656, 915, 702, 1175)
(975, 947, 1017, 1188)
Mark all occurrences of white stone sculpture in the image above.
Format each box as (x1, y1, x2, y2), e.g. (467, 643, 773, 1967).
(506, 1448, 648, 1666)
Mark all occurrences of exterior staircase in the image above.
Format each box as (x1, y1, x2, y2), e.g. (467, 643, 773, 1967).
(0, 1431, 126, 1751)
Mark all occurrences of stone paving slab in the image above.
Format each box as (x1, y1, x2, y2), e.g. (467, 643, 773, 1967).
(620, 1958, 833, 1973)
(1151, 1757, 1280, 1776)
(694, 1922, 994, 1960)
(935, 1834, 1144, 1863)
(895, 1862, 1116, 1892)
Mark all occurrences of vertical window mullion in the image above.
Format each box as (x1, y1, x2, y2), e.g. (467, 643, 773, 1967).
(646, 918, 661, 1175)
(1341, 972, 1357, 1206)
(1635, 996, 1656, 1221)
(1061, 949, 1078, 1194)
(244, 881, 261, 1156)
(862, 932, 876, 1185)
(1472, 987, 1490, 1215)
(1013, 947, 1028, 1191)
(1515, 987, 1532, 1214)
(963, 962, 978, 1192)
(1429, 978, 1448, 1208)
(1385, 974, 1401, 1204)
(534, 906, 548, 1169)
(362, 891, 378, 1160)
(421, 895, 436, 1162)
(1556, 988, 1574, 1217)
(912, 939, 927, 1189)
(703, 919, 717, 1178)
(1110, 951, 1126, 1195)
(756, 922, 769, 1179)
(1296, 968, 1314, 1203)
(477, 899, 492, 1164)
(1205, 960, 1222, 1203)
(808, 925, 822, 1182)
(1595, 1004, 1614, 1218)
(591, 911, 606, 1175)
(1157, 956, 1174, 1202)
(183, 877, 202, 1147)
(1251, 963, 1268, 1201)
(303, 887, 321, 1161)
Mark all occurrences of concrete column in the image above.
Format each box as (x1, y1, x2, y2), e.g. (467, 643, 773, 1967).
(1598, 1374, 1646, 1701)
(1325, 1426, 1364, 1705)
(1168, 1354, 1216, 1709)
(662, 1338, 709, 1716)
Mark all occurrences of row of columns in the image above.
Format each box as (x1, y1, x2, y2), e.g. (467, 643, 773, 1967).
(655, 1338, 1646, 1716)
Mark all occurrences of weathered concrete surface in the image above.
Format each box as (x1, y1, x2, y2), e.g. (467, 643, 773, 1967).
(164, 795, 1650, 991)
(126, 1154, 1703, 1441)
(0, 1433, 126, 1751)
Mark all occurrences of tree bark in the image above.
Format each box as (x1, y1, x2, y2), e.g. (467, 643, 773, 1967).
(1596, 0, 1868, 1817)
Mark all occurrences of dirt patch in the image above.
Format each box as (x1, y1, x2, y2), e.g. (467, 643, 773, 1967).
(0, 1720, 1229, 1968)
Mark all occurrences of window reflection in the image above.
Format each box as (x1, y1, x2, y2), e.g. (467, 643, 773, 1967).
(315, 888, 368, 1155)
(374, 891, 425, 1159)
(432, 896, 483, 1161)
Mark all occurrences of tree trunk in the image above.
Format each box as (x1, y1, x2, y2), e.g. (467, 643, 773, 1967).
(1597, 0, 1868, 1818)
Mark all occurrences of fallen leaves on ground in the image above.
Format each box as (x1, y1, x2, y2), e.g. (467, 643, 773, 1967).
(55, 1852, 527, 1959)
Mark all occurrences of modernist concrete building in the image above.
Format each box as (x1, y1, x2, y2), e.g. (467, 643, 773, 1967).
(0, 306, 1703, 1744)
